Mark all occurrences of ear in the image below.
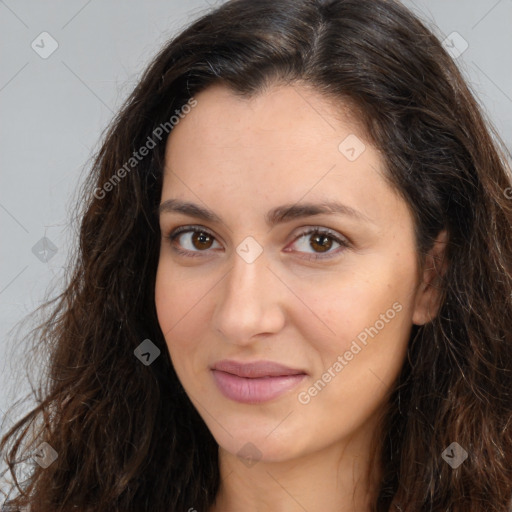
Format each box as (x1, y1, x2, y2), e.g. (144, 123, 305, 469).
(412, 229, 449, 326)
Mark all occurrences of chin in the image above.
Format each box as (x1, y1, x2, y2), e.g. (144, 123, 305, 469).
(211, 422, 307, 465)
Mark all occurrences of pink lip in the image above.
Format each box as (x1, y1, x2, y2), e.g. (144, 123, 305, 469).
(210, 360, 307, 404)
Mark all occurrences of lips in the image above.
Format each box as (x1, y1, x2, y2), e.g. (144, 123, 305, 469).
(211, 359, 307, 378)
(210, 360, 307, 404)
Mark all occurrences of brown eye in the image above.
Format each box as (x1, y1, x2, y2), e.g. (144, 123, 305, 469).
(309, 233, 333, 253)
(191, 231, 214, 250)
(287, 227, 350, 261)
(167, 226, 221, 256)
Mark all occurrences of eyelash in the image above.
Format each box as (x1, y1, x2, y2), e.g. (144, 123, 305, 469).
(164, 225, 350, 261)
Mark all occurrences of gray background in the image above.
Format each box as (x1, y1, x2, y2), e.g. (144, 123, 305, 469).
(1, 0, 511, 433)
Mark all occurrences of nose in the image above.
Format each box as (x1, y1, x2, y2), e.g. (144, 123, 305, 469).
(212, 245, 287, 345)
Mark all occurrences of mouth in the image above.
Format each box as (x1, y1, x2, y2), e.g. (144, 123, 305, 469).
(210, 360, 308, 404)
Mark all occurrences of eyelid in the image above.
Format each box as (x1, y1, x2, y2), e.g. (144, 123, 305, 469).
(165, 224, 350, 259)
(167, 225, 222, 257)
(169, 224, 217, 239)
(288, 226, 350, 247)
(285, 226, 350, 260)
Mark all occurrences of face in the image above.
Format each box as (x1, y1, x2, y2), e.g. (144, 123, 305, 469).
(155, 83, 440, 463)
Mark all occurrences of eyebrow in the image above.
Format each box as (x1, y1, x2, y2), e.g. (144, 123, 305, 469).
(158, 198, 375, 227)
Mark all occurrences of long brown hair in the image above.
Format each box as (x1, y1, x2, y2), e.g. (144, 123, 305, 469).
(2, 0, 512, 510)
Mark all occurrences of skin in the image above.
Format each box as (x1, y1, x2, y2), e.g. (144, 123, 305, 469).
(155, 83, 447, 512)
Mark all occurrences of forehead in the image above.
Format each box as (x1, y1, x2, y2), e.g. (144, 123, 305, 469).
(167, 83, 366, 150)
(161, 83, 405, 227)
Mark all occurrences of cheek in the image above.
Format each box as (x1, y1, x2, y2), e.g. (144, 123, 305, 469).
(290, 258, 415, 382)
(154, 260, 199, 350)
(291, 275, 411, 434)
(154, 258, 215, 380)
(295, 275, 399, 346)
(155, 263, 195, 393)
(154, 263, 178, 337)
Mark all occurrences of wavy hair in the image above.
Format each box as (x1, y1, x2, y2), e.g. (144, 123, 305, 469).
(2, 0, 512, 510)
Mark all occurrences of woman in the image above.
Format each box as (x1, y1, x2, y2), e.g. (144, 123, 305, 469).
(1, 0, 511, 511)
